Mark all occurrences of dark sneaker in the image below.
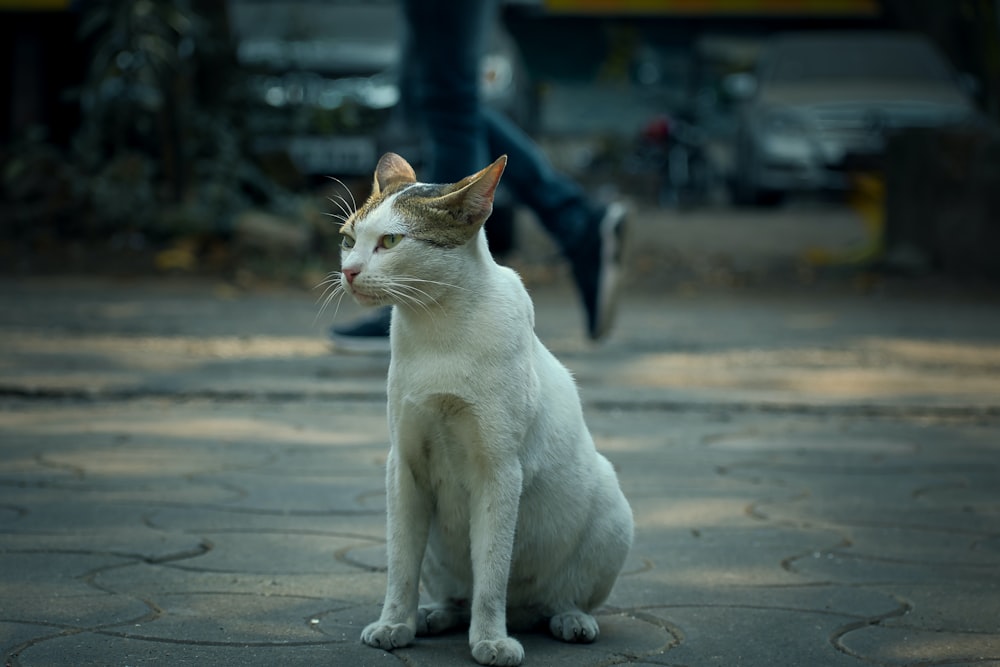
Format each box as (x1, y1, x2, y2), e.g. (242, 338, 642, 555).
(329, 306, 392, 353)
(568, 201, 627, 342)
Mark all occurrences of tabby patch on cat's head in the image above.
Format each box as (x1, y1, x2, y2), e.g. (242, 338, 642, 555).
(342, 153, 507, 250)
(339, 152, 417, 237)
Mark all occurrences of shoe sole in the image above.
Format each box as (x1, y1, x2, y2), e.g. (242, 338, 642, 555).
(591, 201, 627, 341)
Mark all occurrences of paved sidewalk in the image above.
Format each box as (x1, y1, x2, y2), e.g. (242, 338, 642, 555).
(2, 275, 1000, 666)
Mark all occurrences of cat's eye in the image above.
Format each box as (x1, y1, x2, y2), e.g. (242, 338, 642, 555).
(340, 235, 356, 249)
(380, 233, 403, 249)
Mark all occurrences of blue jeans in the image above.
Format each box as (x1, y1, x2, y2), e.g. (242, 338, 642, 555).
(401, 0, 592, 252)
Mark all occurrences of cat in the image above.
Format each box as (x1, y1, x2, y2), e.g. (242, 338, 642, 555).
(335, 152, 634, 666)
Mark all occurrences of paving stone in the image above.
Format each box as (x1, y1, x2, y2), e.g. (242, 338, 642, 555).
(0, 554, 153, 627)
(319, 610, 679, 667)
(2, 277, 999, 666)
(649, 605, 868, 667)
(840, 624, 1000, 665)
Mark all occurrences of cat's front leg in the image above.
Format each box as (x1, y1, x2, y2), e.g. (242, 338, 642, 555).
(468, 463, 525, 667)
(361, 447, 431, 652)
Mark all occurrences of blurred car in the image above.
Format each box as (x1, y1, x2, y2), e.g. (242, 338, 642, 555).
(226, 0, 537, 181)
(726, 31, 983, 206)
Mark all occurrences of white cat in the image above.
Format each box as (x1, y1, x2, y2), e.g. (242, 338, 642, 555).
(336, 153, 634, 666)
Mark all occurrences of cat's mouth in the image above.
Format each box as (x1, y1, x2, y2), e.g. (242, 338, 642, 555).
(349, 287, 383, 307)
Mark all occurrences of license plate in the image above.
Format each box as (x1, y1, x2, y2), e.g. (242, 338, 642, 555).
(286, 136, 377, 175)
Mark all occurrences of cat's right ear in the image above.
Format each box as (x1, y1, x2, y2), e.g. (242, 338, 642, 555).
(432, 155, 507, 229)
(372, 153, 417, 196)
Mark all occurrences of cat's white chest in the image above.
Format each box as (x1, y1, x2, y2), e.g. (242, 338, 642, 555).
(397, 393, 478, 557)
(397, 392, 476, 481)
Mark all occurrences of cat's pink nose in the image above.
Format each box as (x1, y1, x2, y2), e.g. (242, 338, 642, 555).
(342, 266, 360, 285)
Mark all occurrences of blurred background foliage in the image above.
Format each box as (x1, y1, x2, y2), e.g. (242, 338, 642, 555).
(2, 0, 329, 282)
(1, 0, 998, 284)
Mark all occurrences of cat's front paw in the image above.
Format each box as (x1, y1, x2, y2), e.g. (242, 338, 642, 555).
(360, 621, 414, 651)
(471, 636, 524, 666)
(549, 610, 599, 643)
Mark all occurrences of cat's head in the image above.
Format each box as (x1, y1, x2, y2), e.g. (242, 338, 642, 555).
(338, 152, 506, 309)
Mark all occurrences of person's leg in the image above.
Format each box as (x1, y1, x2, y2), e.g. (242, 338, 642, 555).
(403, 0, 495, 183)
(483, 106, 592, 244)
(483, 106, 627, 341)
(330, 0, 496, 350)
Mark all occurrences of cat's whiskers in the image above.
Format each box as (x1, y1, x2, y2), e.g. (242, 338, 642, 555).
(326, 200, 353, 224)
(325, 177, 358, 226)
(386, 282, 440, 315)
(313, 271, 348, 325)
(384, 274, 493, 316)
(393, 276, 481, 296)
(314, 173, 365, 325)
(321, 211, 350, 226)
(313, 271, 343, 291)
(325, 176, 358, 212)
(314, 288, 346, 326)
(394, 276, 449, 301)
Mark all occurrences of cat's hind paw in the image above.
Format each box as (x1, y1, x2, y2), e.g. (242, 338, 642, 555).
(549, 610, 599, 643)
(360, 621, 414, 651)
(471, 636, 524, 666)
(417, 603, 467, 635)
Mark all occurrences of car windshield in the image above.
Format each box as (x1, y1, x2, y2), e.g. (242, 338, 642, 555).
(762, 34, 954, 85)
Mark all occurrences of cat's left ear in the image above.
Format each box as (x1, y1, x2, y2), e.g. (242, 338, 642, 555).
(436, 155, 507, 228)
(372, 152, 417, 196)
